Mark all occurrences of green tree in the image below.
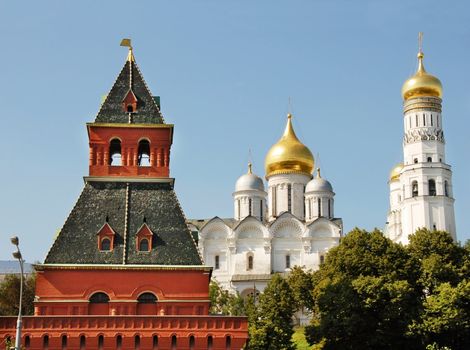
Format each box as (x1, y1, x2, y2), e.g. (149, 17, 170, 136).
(209, 280, 245, 315)
(249, 274, 296, 350)
(407, 229, 470, 349)
(407, 229, 468, 294)
(0, 273, 36, 316)
(305, 228, 421, 350)
(287, 266, 314, 311)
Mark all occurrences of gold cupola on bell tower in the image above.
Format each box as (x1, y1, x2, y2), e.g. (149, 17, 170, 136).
(264, 113, 314, 178)
(401, 32, 443, 101)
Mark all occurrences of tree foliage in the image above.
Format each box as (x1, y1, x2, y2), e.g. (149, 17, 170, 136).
(305, 228, 421, 350)
(286, 266, 314, 311)
(407, 229, 470, 349)
(248, 274, 296, 350)
(304, 228, 470, 350)
(209, 280, 246, 316)
(0, 273, 36, 316)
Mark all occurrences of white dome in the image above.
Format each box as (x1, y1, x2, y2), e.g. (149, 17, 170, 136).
(235, 173, 265, 192)
(306, 177, 333, 193)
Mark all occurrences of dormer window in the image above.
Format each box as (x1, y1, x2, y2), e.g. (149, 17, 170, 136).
(139, 239, 149, 252)
(101, 238, 111, 251)
(122, 89, 138, 113)
(136, 223, 153, 252)
(97, 222, 116, 251)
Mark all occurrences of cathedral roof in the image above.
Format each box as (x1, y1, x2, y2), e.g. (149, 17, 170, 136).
(45, 181, 202, 265)
(94, 49, 165, 124)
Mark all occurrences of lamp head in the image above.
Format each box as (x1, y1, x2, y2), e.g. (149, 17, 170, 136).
(10, 236, 19, 246)
(12, 251, 22, 260)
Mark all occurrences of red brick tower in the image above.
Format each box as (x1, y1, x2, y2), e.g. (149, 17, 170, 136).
(0, 42, 248, 350)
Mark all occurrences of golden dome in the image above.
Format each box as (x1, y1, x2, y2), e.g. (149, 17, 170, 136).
(402, 51, 442, 100)
(389, 163, 404, 182)
(265, 114, 314, 178)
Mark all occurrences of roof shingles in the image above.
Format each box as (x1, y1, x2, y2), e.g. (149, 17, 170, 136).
(45, 182, 202, 266)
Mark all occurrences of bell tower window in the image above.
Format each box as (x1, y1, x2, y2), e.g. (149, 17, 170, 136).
(429, 179, 436, 196)
(412, 181, 418, 197)
(138, 140, 151, 167)
(444, 181, 449, 197)
(109, 139, 122, 166)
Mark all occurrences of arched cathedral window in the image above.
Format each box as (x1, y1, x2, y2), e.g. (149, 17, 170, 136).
(247, 255, 253, 270)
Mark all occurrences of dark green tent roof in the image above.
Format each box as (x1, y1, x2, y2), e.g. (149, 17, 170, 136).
(45, 181, 202, 265)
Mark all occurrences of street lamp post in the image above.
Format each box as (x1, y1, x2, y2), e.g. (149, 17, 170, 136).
(10, 236, 24, 350)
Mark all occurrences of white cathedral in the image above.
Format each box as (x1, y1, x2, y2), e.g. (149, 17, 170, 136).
(188, 114, 342, 300)
(187, 39, 457, 302)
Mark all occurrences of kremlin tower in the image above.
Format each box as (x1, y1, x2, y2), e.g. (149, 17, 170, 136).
(385, 34, 456, 244)
(0, 41, 248, 350)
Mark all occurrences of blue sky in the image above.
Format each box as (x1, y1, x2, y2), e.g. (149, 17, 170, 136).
(0, 1, 469, 262)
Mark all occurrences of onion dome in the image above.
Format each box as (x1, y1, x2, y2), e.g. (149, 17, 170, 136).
(402, 51, 442, 100)
(265, 114, 314, 178)
(306, 168, 333, 192)
(235, 163, 265, 192)
(389, 163, 404, 182)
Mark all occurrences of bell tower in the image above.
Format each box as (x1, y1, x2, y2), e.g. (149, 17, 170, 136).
(386, 34, 456, 244)
(87, 40, 173, 179)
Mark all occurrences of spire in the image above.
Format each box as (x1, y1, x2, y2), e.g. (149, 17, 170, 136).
(282, 113, 300, 141)
(94, 39, 164, 124)
(317, 168, 321, 178)
(248, 162, 253, 174)
(416, 32, 426, 74)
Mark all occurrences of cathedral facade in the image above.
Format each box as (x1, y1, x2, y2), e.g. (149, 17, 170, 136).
(385, 44, 456, 244)
(188, 114, 342, 299)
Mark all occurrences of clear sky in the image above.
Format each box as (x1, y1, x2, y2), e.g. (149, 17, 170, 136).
(0, 0, 469, 262)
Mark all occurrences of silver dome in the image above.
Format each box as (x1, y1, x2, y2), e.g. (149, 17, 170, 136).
(235, 173, 265, 192)
(306, 177, 333, 193)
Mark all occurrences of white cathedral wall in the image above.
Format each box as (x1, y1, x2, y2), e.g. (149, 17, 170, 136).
(234, 239, 271, 275)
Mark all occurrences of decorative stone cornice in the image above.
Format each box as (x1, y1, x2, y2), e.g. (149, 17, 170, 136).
(403, 128, 445, 144)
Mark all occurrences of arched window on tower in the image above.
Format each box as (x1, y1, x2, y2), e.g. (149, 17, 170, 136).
(429, 179, 436, 196)
(328, 199, 331, 218)
(444, 181, 449, 197)
(260, 200, 263, 221)
(412, 181, 418, 197)
(109, 139, 122, 166)
(317, 198, 321, 217)
(189, 335, 195, 350)
(285, 255, 291, 269)
(137, 293, 157, 304)
(80, 335, 86, 350)
(249, 198, 252, 216)
(138, 140, 151, 167)
(427, 157, 432, 162)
